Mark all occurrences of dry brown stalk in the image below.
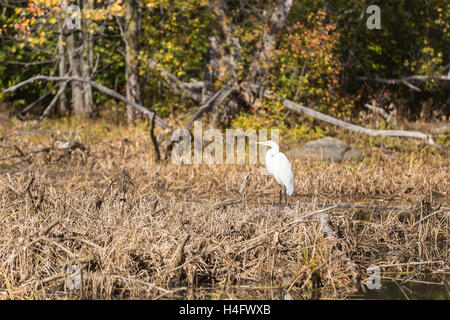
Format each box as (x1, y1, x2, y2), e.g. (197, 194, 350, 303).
(0, 117, 447, 299)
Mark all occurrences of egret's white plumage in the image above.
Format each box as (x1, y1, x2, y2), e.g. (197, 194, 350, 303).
(258, 140, 294, 204)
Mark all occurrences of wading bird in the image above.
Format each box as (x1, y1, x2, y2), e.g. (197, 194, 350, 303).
(257, 140, 294, 205)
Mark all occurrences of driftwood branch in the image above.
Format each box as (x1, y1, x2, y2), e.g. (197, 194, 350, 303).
(242, 83, 440, 147)
(3, 76, 170, 129)
(0, 147, 51, 161)
(0, 139, 85, 162)
(283, 99, 439, 147)
(296, 202, 412, 211)
(239, 173, 250, 195)
(171, 234, 190, 279)
(54, 139, 86, 151)
(355, 75, 450, 92)
(312, 211, 360, 289)
(213, 198, 242, 210)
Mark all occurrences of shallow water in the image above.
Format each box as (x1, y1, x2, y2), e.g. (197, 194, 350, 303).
(350, 275, 449, 300)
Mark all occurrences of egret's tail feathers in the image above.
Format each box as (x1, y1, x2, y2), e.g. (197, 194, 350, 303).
(286, 184, 294, 196)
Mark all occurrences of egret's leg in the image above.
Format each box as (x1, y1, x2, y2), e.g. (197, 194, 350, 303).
(278, 185, 282, 205)
(284, 186, 287, 205)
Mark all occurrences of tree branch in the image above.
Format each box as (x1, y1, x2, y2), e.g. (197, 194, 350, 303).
(35, 81, 68, 127)
(145, 58, 203, 102)
(355, 75, 450, 92)
(185, 86, 235, 129)
(363, 103, 390, 119)
(3, 76, 170, 129)
(14, 83, 59, 118)
(148, 111, 161, 162)
(5, 60, 57, 66)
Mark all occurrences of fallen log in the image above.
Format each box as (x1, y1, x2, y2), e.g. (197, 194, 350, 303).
(0, 147, 51, 161)
(242, 83, 441, 148)
(0, 139, 85, 162)
(282, 99, 439, 147)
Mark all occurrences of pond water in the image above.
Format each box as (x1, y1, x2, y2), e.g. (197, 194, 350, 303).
(350, 274, 449, 300)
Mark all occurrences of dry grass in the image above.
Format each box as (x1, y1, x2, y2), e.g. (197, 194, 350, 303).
(0, 116, 448, 300)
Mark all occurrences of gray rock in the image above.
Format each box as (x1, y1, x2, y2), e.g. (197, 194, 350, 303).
(287, 137, 363, 162)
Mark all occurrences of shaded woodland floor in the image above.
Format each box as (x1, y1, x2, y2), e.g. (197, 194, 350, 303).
(0, 115, 448, 299)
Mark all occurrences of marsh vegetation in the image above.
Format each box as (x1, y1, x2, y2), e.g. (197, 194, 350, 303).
(0, 114, 448, 300)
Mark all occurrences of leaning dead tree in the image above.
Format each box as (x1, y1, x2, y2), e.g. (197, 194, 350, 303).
(3, 75, 166, 160)
(3, 76, 169, 130)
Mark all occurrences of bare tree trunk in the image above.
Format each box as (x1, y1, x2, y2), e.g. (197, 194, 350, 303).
(81, 0, 93, 117)
(203, 0, 244, 126)
(203, 0, 293, 126)
(124, 0, 142, 124)
(246, 0, 293, 85)
(57, 0, 68, 115)
(66, 29, 85, 114)
(204, 0, 240, 97)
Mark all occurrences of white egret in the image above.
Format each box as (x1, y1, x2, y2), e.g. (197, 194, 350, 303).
(257, 140, 294, 205)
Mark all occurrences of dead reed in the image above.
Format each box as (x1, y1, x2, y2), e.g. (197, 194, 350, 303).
(0, 119, 448, 299)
